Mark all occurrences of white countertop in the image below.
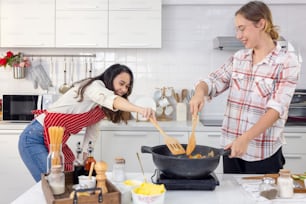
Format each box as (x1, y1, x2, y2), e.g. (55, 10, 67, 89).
(11, 173, 306, 204)
(0, 119, 305, 133)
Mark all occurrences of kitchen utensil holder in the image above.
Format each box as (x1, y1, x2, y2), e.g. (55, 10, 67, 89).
(13, 66, 25, 79)
(156, 87, 172, 121)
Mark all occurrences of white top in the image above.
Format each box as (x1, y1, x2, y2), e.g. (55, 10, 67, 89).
(36, 80, 118, 150)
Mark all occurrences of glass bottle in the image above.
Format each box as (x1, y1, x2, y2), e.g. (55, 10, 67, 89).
(277, 169, 294, 198)
(73, 141, 84, 184)
(48, 165, 65, 195)
(259, 177, 278, 200)
(47, 144, 64, 174)
(84, 141, 96, 176)
(112, 157, 126, 182)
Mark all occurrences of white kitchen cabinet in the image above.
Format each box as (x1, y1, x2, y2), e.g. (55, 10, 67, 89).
(0, 129, 35, 204)
(55, 0, 108, 48)
(0, 0, 55, 47)
(108, 0, 161, 48)
(55, 11, 108, 48)
(192, 131, 223, 174)
(101, 130, 160, 173)
(282, 131, 306, 173)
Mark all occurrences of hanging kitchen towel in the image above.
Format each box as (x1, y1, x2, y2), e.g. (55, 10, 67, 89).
(27, 63, 53, 90)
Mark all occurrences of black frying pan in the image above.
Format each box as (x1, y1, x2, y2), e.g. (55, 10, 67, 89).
(141, 144, 230, 179)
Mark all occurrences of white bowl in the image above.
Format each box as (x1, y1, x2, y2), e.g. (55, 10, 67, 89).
(131, 190, 165, 204)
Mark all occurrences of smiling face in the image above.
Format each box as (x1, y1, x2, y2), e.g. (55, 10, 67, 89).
(113, 72, 131, 96)
(235, 14, 264, 49)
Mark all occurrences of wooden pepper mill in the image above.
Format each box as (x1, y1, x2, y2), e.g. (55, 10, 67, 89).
(94, 161, 108, 194)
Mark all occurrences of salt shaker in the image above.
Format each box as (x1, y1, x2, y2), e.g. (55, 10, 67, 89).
(277, 169, 294, 198)
(259, 177, 278, 200)
(48, 165, 65, 195)
(112, 157, 126, 182)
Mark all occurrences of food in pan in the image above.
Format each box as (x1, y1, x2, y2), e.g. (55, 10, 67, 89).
(188, 150, 215, 159)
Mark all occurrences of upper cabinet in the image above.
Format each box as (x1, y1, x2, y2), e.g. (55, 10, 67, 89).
(55, 0, 108, 48)
(0, 0, 161, 48)
(0, 0, 55, 47)
(109, 0, 162, 48)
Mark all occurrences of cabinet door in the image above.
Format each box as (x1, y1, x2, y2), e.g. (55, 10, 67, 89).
(1, 0, 55, 47)
(101, 131, 160, 172)
(192, 131, 223, 173)
(109, 0, 161, 10)
(109, 11, 161, 48)
(282, 132, 306, 173)
(56, 11, 108, 48)
(66, 131, 102, 161)
(0, 130, 35, 203)
(56, 0, 108, 10)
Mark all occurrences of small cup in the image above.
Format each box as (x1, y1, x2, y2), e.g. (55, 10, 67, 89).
(165, 106, 173, 116)
(158, 98, 169, 108)
(78, 176, 96, 193)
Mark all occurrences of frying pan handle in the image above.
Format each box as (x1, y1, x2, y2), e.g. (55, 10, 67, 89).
(141, 146, 154, 154)
(219, 148, 231, 156)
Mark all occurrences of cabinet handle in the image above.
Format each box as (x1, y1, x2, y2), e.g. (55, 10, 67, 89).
(284, 154, 303, 159)
(111, 7, 153, 11)
(284, 135, 302, 139)
(113, 133, 147, 137)
(117, 43, 151, 48)
(60, 43, 98, 46)
(207, 134, 221, 138)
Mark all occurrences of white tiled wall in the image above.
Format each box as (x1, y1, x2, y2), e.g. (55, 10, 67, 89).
(1, 4, 305, 120)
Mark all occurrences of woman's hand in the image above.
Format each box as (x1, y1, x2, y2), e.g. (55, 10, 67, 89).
(189, 81, 208, 115)
(140, 107, 156, 121)
(225, 134, 251, 158)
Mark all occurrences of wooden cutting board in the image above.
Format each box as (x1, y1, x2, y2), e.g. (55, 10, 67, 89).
(242, 174, 306, 193)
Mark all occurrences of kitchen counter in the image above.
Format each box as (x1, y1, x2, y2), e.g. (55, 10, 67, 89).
(1, 119, 305, 133)
(11, 172, 306, 204)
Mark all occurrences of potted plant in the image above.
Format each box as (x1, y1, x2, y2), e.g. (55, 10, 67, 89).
(0, 51, 31, 79)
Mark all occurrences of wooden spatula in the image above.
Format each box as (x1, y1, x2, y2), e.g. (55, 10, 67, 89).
(186, 114, 198, 156)
(149, 118, 186, 155)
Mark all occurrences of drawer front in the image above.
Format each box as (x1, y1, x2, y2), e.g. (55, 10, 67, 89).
(283, 153, 306, 173)
(283, 133, 306, 154)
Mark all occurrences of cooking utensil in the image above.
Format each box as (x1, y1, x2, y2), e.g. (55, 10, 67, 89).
(141, 144, 230, 179)
(186, 114, 198, 156)
(181, 89, 188, 103)
(88, 162, 95, 180)
(149, 118, 185, 155)
(136, 152, 147, 183)
(58, 59, 70, 94)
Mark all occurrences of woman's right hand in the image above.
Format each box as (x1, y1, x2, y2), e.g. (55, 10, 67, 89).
(189, 81, 208, 115)
(140, 107, 156, 121)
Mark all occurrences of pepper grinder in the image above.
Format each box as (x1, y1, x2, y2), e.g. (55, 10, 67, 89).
(94, 161, 108, 194)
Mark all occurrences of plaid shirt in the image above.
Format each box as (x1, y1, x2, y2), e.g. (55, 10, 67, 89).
(203, 42, 300, 161)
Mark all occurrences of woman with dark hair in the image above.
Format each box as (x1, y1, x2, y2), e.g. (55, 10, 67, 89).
(190, 1, 300, 173)
(18, 63, 156, 182)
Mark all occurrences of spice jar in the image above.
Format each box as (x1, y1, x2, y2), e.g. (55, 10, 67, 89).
(259, 177, 278, 200)
(112, 157, 126, 182)
(277, 169, 294, 198)
(48, 165, 65, 195)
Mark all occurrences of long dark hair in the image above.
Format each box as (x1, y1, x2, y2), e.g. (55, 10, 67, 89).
(75, 63, 134, 123)
(235, 1, 279, 40)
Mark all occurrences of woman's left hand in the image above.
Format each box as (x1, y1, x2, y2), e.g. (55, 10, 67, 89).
(225, 135, 250, 158)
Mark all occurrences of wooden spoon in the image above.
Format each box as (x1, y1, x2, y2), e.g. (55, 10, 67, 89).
(186, 114, 198, 156)
(149, 118, 185, 155)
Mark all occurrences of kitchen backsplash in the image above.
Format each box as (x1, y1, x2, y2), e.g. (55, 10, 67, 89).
(0, 4, 305, 120)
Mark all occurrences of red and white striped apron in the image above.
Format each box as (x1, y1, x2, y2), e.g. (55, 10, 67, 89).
(33, 106, 105, 171)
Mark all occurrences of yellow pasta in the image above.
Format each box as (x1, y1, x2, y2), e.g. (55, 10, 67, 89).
(48, 126, 65, 166)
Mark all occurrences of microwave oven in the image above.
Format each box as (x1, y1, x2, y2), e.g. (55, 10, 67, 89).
(2, 94, 42, 121)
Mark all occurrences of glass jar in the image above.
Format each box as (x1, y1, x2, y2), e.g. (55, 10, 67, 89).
(48, 165, 65, 195)
(277, 169, 294, 198)
(47, 144, 64, 173)
(112, 157, 126, 182)
(259, 177, 278, 200)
